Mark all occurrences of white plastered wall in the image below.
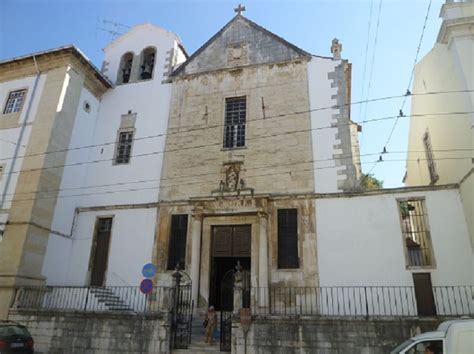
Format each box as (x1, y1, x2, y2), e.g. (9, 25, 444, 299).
(42, 24, 180, 285)
(44, 208, 157, 286)
(317, 188, 473, 287)
(307, 56, 347, 193)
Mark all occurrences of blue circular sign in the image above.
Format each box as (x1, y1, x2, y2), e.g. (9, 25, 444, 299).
(142, 263, 157, 278)
(140, 279, 153, 294)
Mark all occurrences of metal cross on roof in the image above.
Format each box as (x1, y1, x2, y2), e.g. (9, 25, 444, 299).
(234, 4, 246, 15)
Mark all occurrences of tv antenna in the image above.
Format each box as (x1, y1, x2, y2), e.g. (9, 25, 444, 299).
(96, 18, 130, 40)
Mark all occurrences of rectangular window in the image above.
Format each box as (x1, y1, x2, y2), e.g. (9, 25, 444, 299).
(399, 199, 435, 267)
(223, 96, 246, 148)
(115, 130, 134, 164)
(3, 89, 27, 114)
(277, 209, 299, 269)
(167, 214, 189, 270)
(423, 131, 439, 184)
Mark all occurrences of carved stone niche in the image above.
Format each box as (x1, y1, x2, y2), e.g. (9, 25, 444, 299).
(212, 161, 254, 197)
(227, 43, 248, 66)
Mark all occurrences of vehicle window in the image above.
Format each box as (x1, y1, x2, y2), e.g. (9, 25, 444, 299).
(0, 325, 30, 337)
(391, 339, 415, 353)
(406, 340, 443, 354)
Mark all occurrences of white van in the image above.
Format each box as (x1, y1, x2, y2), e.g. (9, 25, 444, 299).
(390, 319, 474, 354)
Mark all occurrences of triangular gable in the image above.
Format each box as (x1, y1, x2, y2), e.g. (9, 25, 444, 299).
(103, 23, 181, 53)
(172, 15, 311, 77)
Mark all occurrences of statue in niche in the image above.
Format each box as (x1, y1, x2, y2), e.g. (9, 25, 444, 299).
(226, 165, 239, 191)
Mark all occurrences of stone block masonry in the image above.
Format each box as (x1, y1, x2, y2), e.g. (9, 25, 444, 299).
(8, 309, 169, 354)
(232, 316, 444, 354)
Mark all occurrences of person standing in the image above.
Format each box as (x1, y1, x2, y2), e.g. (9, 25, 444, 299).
(204, 306, 218, 345)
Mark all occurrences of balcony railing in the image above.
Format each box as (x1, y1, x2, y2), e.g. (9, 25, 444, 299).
(251, 286, 474, 317)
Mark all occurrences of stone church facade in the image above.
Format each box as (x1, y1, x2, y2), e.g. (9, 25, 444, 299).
(153, 14, 361, 308)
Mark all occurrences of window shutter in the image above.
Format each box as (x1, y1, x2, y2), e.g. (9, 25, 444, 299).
(167, 215, 188, 270)
(277, 209, 299, 269)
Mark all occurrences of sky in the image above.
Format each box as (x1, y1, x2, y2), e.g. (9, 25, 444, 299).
(0, 0, 445, 188)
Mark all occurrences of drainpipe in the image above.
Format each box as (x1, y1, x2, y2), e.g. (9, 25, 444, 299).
(0, 56, 41, 209)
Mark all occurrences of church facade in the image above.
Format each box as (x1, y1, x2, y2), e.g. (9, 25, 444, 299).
(153, 14, 361, 308)
(0, 8, 471, 324)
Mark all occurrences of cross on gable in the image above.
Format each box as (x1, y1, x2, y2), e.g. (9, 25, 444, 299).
(234, 4, 246, 15)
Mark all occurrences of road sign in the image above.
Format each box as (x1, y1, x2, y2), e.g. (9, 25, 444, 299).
(140, 279, 153, 294)
(142, 263, 156, 278)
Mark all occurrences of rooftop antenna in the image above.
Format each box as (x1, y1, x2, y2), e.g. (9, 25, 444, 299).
(96, 18, 130, 40)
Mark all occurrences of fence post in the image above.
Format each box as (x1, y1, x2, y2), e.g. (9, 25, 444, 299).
(234, 263, 243, 316)
(364, 287, 369, 320)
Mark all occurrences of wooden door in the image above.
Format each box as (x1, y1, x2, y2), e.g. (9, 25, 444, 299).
(212, 225, 251, 257)
(413, 273, 437, 316)
(90, 218, 113, 286)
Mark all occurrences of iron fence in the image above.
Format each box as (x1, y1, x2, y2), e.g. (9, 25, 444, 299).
(14, 286, 174, 313)
(251, 286, 474, 317)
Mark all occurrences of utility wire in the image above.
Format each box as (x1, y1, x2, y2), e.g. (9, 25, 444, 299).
(361, 0, 383, 129)
(3, 155, 472, 204)
(369, 0, 433, 174)
(0, 110, 471, 178)
(3, 148, 472, 199)
(0, 88, 472, 163)
(357, 0, 375, 151)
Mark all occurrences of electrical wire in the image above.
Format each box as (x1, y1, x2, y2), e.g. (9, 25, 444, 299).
(0, 88, 471, 163)
(3, 147, 472, 199)
(369, 0, 434, 174)
(3, 155, 471, 204)
(0, 110, 471, 178)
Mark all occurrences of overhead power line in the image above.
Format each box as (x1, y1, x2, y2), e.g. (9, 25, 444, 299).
(0, 110, 472, 178)
(361, 0, 383, 129)
(370, 0, 434, 174)
(3, 155, 472, 204)
(3, 147, 472, 199)
(0, 88, 472, 162)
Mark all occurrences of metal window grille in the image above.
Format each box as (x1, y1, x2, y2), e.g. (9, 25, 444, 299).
(223, 97, 246, 148)
(115, 131, 134, 164)
(423, 132, 439, 184)
(399, 199, 434, 267)
(3, 89, 26, 114)
(167, 215, 188, 270)
(277, 209, 299, 269)
(98, 218, 112, 232)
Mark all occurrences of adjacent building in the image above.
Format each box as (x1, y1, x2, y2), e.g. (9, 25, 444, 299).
(405, 0, 474, 248)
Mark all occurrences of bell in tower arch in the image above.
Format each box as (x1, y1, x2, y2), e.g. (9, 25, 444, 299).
(140, 48, 156, 80)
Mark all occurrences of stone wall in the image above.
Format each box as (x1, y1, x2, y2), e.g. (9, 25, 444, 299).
(8, 309, 169, 354)
(232, 316, 443, 354)
(160, 59, 314, 201)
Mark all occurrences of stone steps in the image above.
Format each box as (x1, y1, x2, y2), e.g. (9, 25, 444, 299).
(172, 309, 222, 353)
(89, 287, 134, 312)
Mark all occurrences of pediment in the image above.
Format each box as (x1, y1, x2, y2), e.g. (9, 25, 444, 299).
(172, 15, 310, 77)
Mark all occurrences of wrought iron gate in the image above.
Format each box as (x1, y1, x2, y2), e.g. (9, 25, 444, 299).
(220, 267, 250, 352)
(170, 269, 193, 350)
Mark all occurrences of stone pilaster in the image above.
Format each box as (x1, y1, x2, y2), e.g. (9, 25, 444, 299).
(190, 209, 203, 306)
(0, 65, 85, 318)
(258, 211, 269, 307)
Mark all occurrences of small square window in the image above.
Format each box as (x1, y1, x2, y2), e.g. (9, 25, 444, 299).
(3, 89, 27, 114)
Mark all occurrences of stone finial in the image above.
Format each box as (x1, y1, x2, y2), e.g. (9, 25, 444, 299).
(331, 38, 342, 60)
